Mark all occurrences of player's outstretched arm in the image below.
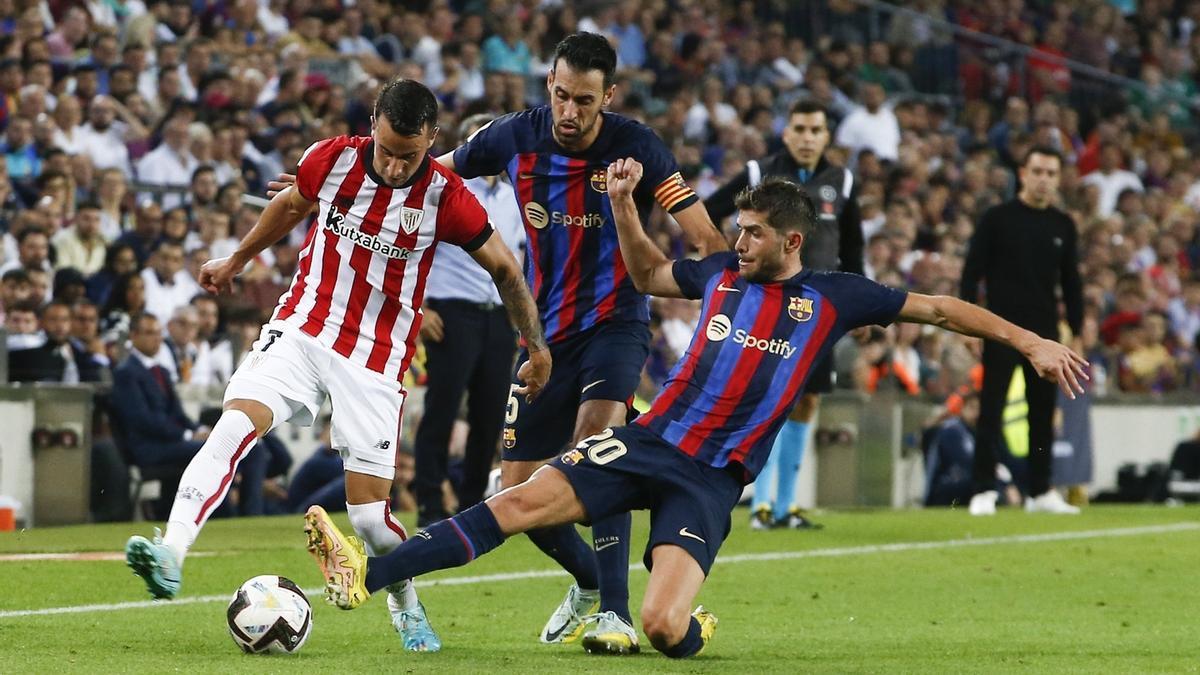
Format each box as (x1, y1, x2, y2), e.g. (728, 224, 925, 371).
(468, 233, 551, 401)
(897, 292, 1090, 398)
(199, 185, 315, 294)
(607, 158, 687, 298)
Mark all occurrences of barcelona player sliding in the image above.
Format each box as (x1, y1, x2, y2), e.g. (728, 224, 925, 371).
(304, 160, 1087, 658)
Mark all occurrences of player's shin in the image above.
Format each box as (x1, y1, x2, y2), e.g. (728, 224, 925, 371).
(161, 409, 258, 564)
(526, 525, 600, 591)
(592, 512, 632, 623)
(771, 420, 808, 522)
(346, 500, 419, 610)
(364, 502, 507, 593)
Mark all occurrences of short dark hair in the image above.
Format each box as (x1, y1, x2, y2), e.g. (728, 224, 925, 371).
(789, 98, 829, 121)
(76, 200, 101, 212)
(733, 177, 816, 237)
(1022, 144, 1064, 167)
(39, 298, 72, 319)
(553, 32, 617, 88)
(130, 311, 159, 333)
(2, 268, 31, 285)
(16, 227, 48, 245)
(191, 165, 216, 182)
(374, 78, 439, 136)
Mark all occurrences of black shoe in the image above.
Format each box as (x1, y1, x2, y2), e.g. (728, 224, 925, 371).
(777, 508, 824, 530)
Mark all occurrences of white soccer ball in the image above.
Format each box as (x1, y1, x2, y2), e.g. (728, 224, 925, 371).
(226, 575, 313, 654)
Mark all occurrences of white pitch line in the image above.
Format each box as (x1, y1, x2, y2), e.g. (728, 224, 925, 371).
(0, 522, 1195, 620)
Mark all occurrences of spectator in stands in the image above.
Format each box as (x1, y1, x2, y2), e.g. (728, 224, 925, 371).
(86, 242, 138, 307)
(95, 168, 130, 241)
(141, 239, 201, 322)
(285, 416, 344, 513)
(52, 267, 88, 305)
(1081, 142, 1145, 217)
(0, 227, 52, 279)
(136, 113, 197, 210)
(189, 293, 234, 388)
(161, 303, 199, 383)
(52, 202, 107, 276)
(100, 270, 146, 345)
(4, 300, 41, 351)
(7, 299, 104, 383)
(834, 81, 900, 162)
(70, 299, 109, 370)
(74, 95, 145, 179)
(111, 312, 209, 518)
(114, 200, 164, 266)
(0, 268, 32, 320)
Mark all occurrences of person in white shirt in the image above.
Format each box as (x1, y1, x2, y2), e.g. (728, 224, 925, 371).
(189, 293, 234, 389)
(1080, 142, 1144, 217)
(136, 115, 198, 211)
(834, 81, 900, 163)
(140, 240, 202, 324)
(53, 201, 107, 276)
(74, 95, 146, 178)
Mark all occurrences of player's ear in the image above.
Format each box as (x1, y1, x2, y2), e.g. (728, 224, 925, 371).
(784, 230, 804, 254)
(427, 125, 440, 147)
(602, 83, 615, 108)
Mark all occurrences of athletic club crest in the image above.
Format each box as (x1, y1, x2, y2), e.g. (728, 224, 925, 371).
(788, 297, 814, 322)
(400, 206, 424, 235)
(590, 168, 607, 193)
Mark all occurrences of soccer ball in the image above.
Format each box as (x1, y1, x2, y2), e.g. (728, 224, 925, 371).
(226, 575, 313, 654)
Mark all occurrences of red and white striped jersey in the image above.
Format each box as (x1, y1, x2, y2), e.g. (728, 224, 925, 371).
(272, 135, 490, 381)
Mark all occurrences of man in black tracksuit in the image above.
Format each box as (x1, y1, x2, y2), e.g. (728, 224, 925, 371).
(960, 145, 1084, 515)
(704, 99, 863, 529)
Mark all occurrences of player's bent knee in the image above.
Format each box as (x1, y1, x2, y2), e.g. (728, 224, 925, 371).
(640, 602, 690, 651)
(224, 399, 274, 437)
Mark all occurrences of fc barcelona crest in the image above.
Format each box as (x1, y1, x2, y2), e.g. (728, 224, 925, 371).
(788, 297, 814, 322)
(590, 168, 608, 193)
(400, 206, 424, 235)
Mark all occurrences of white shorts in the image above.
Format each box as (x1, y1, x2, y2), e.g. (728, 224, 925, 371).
(224, 321, 405, 480)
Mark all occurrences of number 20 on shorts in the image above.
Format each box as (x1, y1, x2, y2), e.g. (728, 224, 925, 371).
(577, 428, 628, 465)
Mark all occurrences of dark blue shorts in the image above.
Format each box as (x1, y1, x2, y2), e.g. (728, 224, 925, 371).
(502, 320, 650, 462)
(551, 424, 744, 576)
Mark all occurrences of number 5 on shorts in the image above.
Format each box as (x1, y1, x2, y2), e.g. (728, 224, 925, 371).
(578, 428, 628, 465)
(505, 383, 520, 424)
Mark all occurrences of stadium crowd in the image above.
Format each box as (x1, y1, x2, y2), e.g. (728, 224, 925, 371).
(2, 0, 1200, 518)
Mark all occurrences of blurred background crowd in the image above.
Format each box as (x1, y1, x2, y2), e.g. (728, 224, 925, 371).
(3, 0, 1200, 518)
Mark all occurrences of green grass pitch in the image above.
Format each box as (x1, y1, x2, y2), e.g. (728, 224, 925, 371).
(0, 505, 1197, 673)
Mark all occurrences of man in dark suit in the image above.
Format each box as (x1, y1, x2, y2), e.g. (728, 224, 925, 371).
(7, 300, 105, 383)
(111, 313, 209, 517)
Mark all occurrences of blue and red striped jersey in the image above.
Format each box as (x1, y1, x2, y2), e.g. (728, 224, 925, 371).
(452, 106, 698, 343)
(634, 252, 908, 482)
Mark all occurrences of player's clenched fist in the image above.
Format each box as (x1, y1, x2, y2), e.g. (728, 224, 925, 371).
(514, 348, 551, 403)
(606, 158, 643, 199)
(198, 256, 244, 295)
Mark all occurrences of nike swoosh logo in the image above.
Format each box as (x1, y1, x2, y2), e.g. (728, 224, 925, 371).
(595, 541, 619, 551)
(543, 621, 571, 642)
(580, 379, 606, 395)
(678, 527, 706, 543)
(716, 284, 741, 293)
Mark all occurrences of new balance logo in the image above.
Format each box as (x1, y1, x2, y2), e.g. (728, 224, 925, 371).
(373, 439, 392, 450)
(716, 283, 741, 293)
(678, 527, 706, 544)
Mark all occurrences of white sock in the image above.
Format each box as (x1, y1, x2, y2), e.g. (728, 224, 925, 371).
(161, 410, 258, 566)
(346, 500, 419, 610)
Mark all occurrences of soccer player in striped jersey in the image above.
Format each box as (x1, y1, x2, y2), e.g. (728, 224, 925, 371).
(123, 79, 550, 653)
(303, 162, 1088, 658)
(274, 32, 728, 653)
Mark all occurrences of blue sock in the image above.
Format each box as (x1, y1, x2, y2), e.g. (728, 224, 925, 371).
(662, 617, 704, 658)
(592, 512, 632, 623)
(752, 439, 780, 512)
(365, 502, 505, 593)
(772, 420, 808, 522)
(526, 525, 600, 591)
